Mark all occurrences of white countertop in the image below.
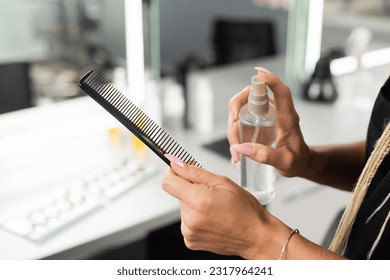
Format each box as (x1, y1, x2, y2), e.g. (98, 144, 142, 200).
(0, 97, 178, 259)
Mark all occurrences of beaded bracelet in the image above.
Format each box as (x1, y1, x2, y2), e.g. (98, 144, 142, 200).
(278, 229, 299, 260)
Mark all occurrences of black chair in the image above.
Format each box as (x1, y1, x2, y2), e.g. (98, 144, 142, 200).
(0, 63, 32, 114)
(212, 18, 276, 66)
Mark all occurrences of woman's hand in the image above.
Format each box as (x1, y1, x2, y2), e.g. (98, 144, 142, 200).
(161, 154, 291, 259)
(228, 68, 312, 178)
(162, 155, 347, 260)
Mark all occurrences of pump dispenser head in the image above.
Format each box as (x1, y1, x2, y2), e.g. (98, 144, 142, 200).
(248, 75, 268, 116)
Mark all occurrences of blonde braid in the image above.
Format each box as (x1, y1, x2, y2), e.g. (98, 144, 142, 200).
(329, 122, 390, 255)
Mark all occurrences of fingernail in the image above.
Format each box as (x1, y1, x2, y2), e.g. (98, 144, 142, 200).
(255, 66, 271, 74)
(228, 111, 235, 130)
(231, 144, 254, 156)
(229, 146, 239, 163)
(231, 157, 235, 168)
(164, 154, 185, 168)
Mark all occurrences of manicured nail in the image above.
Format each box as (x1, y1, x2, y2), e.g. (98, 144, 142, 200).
(255, 66, 271, 74)
(231, 156, 236, 169)
(164, 154, 185, 168)
(228, 111, 235, 130)
(230, 146, 239, 163)
(231, 144, 254, 156)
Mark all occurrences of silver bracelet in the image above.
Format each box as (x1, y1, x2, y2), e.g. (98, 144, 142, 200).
(278, 229, 299, 260)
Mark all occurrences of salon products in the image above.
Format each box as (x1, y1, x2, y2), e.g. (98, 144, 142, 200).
(79, 70, 201, 168)
(161, 77, 185, 131)
(190, 75, 214, 133)
(238, 75, 277, 205)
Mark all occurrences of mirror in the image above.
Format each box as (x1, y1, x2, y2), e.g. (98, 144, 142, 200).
(0, 0, 158, 114)
(322, 0, 390, 54)
(159, 0, 289, 76)
(2, 0, 389, 114)
(321, 0, 390, 109)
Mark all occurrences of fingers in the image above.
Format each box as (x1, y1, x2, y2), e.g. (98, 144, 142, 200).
(227, 86, 249, 155)
(228, 71, 296, 120)
(230, 143, 277, 167)
(230, 142, 297, 172)
(227, 118, 240, 162)
(228, 71, 298, 127)
(227, 70, 300, 164)
(162, 168, 203, 205)
(162, 154, 218, 204)
(171, 158, 215, 185)
(228, 85, 250, 117)
(257, 72, 298, 120)
(227, 86, 250, 145)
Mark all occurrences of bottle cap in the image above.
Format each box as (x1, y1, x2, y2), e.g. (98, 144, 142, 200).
(248, 75, 268, 116)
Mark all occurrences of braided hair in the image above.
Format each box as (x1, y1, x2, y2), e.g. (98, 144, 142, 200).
(329, 122, 390, 258)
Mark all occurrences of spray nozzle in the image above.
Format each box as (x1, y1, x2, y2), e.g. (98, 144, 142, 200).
(248, 75, 269, 116)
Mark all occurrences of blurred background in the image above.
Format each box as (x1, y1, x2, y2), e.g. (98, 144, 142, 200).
(1, 0, 389, 114)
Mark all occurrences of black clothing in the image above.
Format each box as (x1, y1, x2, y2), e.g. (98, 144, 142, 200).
(345, 76, 390, 259)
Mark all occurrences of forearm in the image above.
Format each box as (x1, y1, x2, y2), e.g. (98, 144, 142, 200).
(302, 141, 366, 191)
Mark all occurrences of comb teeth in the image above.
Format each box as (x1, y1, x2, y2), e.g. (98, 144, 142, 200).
(79, 70, 201, 168)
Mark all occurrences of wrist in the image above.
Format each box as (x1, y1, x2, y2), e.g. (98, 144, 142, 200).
(279, 229, 300, 259)
(299, 145, 322, 180)
(242, 211, 347, 260)
(243, 214, 293, 260)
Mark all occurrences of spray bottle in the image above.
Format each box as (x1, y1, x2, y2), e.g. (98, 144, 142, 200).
(238, 75, 277, 205)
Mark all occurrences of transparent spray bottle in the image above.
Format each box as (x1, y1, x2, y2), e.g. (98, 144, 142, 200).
(239, 75, 277, 205)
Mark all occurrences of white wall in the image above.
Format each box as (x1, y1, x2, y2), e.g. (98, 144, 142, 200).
(0, 0, 48, 63)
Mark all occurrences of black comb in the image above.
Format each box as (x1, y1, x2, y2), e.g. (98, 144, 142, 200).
(79, 70, 201, 167)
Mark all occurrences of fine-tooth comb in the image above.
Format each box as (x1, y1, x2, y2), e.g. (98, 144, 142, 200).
(79, 70, 201, 167)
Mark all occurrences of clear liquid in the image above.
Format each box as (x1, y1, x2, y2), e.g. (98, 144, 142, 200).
(239, 104, 277, 205)
(241, 156, 276, 205)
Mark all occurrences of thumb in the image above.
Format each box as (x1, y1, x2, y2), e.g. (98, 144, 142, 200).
(164, 154, 215, 185)
(230, 143, 278, 167)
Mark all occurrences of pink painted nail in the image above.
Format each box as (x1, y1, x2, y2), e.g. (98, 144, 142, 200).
(255, 66, 271, 74)
(231, 144, 254, 156)
(164, 154, 185, 168)
(231, 156, 236, 169)
(228, 111, 235, 130)
(229, 146, 239, 163)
